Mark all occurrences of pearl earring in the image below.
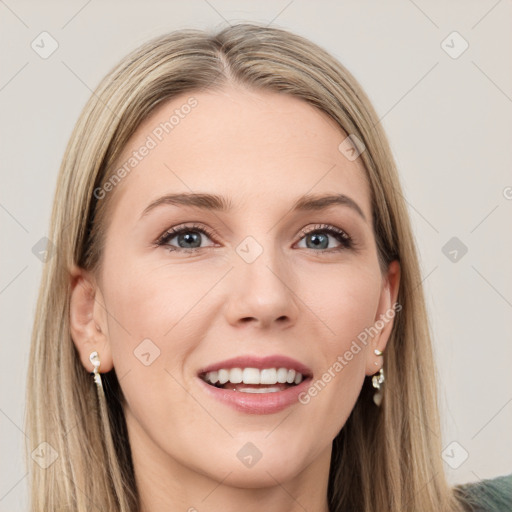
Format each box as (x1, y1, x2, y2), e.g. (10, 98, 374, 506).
(372, 348, 384, 406)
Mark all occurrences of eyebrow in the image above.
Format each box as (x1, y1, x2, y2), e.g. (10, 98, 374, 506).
(139, 192, 367, 222)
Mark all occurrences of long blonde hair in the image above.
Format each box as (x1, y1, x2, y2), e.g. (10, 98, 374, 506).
(26, 23, 466, 512)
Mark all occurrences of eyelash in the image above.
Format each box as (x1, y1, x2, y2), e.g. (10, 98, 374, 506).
(155, 223, 356, 255)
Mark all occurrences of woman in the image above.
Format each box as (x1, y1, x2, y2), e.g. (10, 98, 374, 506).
(26, 23, 511, 512)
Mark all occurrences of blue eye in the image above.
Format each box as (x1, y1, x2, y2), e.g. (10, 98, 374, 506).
(296, 224, 353, 251)
(156, 223, 354, 254)
(156, 224, 216, 252)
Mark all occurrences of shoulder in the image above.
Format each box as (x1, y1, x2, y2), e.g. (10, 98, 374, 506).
(454, 473, 512, 512)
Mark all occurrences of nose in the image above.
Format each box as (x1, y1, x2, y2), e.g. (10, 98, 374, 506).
(223, 246, 300, 330)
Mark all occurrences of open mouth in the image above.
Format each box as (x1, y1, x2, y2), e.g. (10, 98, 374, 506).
(199, 367, 308, 394)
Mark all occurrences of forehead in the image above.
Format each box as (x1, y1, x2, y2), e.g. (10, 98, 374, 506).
(105, 86, 371, 223)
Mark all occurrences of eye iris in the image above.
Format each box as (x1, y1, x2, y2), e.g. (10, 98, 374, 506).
(307, 233, 328, 249)
(178, 232, 201, 248)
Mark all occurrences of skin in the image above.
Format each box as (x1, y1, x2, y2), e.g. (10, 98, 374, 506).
(70, 85, 400, 512)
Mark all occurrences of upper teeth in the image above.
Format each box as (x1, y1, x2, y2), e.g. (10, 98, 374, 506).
(203, 367, 304, 385)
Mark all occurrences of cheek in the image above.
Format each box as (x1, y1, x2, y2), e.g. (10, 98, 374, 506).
(298, 261, 382, 351)
(100, 264, 203, 444)
(101, 245, 219, 347)
(98, 252, 221, 419)
(293, 264, 381, 427)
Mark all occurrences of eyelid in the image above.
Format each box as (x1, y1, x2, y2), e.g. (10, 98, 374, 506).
(296, 223, 351, 242)
(155, 223, 218, 247)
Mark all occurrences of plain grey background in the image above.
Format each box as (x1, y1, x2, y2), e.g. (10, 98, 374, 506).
(1, 1, 511, 510)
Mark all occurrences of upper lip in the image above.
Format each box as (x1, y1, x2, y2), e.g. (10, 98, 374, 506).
(197, 355, 313, 378)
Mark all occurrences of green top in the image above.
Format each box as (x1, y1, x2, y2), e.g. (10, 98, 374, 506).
(454, 473, 512, 511)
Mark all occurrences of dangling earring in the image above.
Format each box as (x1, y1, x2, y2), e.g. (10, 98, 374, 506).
(89, 351, 104, 390)
(87, 351, 125, 504)
(89, 349, 113, 431)
(372, 348, 385, 406)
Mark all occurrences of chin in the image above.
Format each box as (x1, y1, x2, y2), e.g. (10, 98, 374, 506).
(212, 459, 306, 489)
(191, 438, 316, 489)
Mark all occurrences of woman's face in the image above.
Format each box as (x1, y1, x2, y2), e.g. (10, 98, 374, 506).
(72, 86, 399, 494)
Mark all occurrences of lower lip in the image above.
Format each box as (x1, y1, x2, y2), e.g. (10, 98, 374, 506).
(197, 377, 312, 415)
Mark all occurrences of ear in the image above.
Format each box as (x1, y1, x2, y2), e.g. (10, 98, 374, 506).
(365, 259, 401, 375)
(69, 264, 114, 373)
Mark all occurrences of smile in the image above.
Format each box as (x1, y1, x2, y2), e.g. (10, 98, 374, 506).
(200, 367, 304, 392)
(196, 355, 313, 414)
